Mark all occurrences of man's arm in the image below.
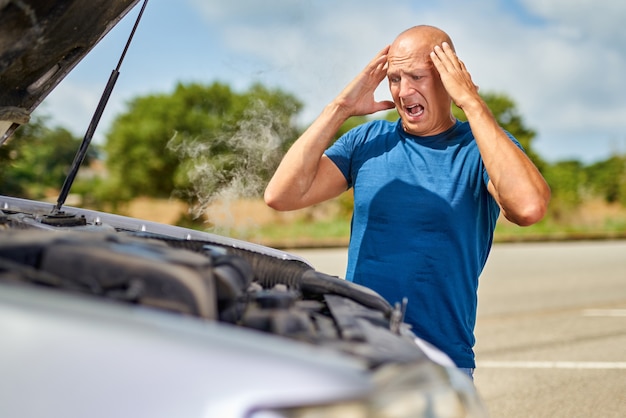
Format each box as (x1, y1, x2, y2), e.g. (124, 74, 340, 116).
(430, 43, 550, 226)
(265, 46, 395, 211)
(263, 104, 350, 211)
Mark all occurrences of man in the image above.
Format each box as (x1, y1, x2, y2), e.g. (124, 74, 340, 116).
(264, 25, 550, 376)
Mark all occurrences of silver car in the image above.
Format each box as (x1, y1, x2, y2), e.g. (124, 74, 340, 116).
(0, 1, 486, 417)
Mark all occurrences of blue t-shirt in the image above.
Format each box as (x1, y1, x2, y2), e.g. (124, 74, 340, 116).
(325, 118, 507, 368)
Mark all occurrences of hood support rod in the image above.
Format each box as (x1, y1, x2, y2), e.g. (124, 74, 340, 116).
(53, 0, 149, 214)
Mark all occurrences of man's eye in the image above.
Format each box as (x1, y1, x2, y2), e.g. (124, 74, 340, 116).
(389, 76, 400, 83)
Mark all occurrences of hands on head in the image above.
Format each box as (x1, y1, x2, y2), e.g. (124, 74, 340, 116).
(337, 28, 482, 118)
(332, 46, 396, 119)
(429, 42, 480, 111)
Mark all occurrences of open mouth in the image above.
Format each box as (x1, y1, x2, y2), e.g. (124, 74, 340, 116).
(405, 104, 424, 118)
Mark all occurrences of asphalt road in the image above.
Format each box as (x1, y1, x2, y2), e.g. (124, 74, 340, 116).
(290, 241, 626, 418)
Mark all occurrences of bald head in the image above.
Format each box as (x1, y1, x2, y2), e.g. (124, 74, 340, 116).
(386, 25, 457, 136)
(393, 25, 455, 53)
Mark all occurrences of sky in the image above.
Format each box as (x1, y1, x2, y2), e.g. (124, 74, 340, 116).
(37, 0, 626, 164)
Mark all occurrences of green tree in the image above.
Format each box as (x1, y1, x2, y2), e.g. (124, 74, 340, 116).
(0, 115, 89, 198)
(0, 125, 27, 196)
(585, 156, 626, 205)
(104, 82, 302, 208)
(542, 160, 586, 220)
(452, 92, 547, 172)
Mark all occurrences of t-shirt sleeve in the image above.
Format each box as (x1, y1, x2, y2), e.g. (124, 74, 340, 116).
(324, 134, 355, 188)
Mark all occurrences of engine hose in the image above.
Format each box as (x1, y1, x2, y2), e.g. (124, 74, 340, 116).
(300, 270, 392, 316)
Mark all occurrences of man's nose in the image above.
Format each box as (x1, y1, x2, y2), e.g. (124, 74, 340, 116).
(398, 78, 413, 98)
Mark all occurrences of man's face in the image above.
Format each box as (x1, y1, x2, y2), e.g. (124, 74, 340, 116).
(387, 37, 454, 137)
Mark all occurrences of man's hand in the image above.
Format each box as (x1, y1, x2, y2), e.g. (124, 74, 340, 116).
(431, 42, 550, 226)
(265, 46, 397, 212)
(333, 46, 396, 118)
(430, 42, 479, 111)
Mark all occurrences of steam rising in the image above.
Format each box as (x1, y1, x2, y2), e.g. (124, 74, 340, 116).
(167, 100, 291, 234)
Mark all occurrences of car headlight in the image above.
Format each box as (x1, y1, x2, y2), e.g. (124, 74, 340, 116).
(250, 361, 487, 418)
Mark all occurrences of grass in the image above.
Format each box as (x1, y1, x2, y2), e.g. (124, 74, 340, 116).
(223, 216, 626, 249)
(224, 218, 352, 248)
(238, 210, 626, 249)
(113, 197, 626, 248)
(255, 218, 351, 241)
(494, 217, 626, 242)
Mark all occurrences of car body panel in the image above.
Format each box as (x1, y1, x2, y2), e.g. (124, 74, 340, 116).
(0, 283, 371, 418)
(0, 195, 310, 264)
(0, 1, 488, 416)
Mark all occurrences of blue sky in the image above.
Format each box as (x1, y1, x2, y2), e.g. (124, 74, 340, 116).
(38, 0, 626, 163)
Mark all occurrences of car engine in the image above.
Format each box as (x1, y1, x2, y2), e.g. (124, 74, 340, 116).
(0, 200, 424, 369)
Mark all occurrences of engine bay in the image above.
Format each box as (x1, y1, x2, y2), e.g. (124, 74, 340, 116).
(0, 199, 424, 369)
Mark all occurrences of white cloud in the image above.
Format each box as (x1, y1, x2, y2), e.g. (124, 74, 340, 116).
(38, 0, 626, 163)
(189, 0, 422, 120)
(521, 0, 626, 42)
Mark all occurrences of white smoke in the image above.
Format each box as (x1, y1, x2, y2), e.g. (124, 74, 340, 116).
(167, 99, 290, 234)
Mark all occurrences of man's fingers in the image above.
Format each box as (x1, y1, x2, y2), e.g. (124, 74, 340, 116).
(336, 45, 393, 117)
(431, 42, 460, 72)
(373, 47, 389, 71)
(371, 45, 390, 65)
(374, 100, 396, 112)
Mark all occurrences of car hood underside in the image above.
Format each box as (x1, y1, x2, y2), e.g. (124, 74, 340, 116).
(0, 0, 140, 140)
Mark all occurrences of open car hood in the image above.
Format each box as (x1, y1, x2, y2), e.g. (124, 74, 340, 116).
(0, 0, 141, 142)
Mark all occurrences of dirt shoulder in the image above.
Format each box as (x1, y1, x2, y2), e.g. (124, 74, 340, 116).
(119, 197, 626, 249)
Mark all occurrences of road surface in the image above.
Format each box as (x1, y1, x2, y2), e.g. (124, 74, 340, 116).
(290, 241, 626, 418)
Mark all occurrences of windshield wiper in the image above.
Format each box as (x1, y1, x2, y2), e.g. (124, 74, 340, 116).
(52, 0, 149, 215)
